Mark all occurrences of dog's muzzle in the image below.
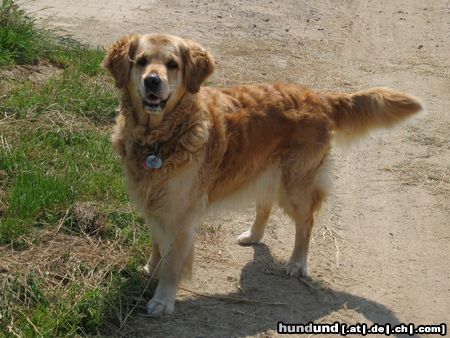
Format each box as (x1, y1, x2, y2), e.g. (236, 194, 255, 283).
(143, 93, 170, 112)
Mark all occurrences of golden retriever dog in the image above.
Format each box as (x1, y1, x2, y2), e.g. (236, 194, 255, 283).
(103, 34, 422, 317)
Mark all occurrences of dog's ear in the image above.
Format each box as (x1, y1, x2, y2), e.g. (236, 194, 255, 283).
(103, 34, 139, 89)
(181, 39, 215, 94)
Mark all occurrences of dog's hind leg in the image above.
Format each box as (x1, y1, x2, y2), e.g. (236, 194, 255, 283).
(237, 199, 273, 245)
(281, 184, 326, 278)
(278, 152, 329, 278)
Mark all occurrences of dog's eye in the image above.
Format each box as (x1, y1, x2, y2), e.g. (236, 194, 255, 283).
(166, 60, 178, 69)
(136, 57, 147, 66)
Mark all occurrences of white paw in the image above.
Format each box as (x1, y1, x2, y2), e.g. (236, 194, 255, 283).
(142, 264, 152, 275)
(146, 298, 175, 317)
(237, 230, 262, 245)
(142, 264, 154, 275)
(141, 262, 160, 279)
(285, 261, 309, 278)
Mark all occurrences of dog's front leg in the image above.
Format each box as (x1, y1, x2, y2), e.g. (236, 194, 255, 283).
(146, 225, 195, 317)
(143, 241, 161, 277)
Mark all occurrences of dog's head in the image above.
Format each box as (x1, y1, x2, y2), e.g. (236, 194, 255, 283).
(104, 34, 214, 115)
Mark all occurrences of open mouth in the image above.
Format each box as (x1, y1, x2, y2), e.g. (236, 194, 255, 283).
(143, 93, 170, 112)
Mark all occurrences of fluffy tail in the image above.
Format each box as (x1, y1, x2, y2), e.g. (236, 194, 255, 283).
(325, 87, 422, 141)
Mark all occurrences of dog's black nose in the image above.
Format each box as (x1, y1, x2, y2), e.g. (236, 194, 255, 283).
(144, 74, 161, 90)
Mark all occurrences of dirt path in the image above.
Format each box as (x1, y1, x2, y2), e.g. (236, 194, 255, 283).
(21, 0, 449, 336)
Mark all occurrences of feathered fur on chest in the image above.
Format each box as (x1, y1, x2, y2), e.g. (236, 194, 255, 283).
(110, 93, 217, 211)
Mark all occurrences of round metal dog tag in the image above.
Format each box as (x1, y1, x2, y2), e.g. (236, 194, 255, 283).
(145, 155, 163, 169)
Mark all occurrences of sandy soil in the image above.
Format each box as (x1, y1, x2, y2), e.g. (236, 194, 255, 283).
(20, 0, 450, 336)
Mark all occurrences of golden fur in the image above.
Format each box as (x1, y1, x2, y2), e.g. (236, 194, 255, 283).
(103, 34, 422, 316)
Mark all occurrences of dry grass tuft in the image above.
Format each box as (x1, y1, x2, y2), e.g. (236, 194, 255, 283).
(384, 160, 450, 194)
(66, 202, 108, 237)
(0, 64, 63, 84)
(0, 227, 139, 335)
(0, 230, 130, 290)
(0, 110, 100, 138)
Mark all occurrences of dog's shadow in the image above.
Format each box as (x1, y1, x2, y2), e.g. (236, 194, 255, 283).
(120, 244, 416, 338)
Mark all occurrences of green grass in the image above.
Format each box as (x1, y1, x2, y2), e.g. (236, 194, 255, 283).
(1, 50, 117, 121)
(1, 263, 155, 337)
(0, 172, 74, 242)
(0, 0, 46, 65)
(0, 1, 154, 336)
(0, 121, 130, 244)
(0, 0, 105, 68)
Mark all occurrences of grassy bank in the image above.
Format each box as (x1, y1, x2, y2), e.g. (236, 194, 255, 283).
(0, 0, 152, 335)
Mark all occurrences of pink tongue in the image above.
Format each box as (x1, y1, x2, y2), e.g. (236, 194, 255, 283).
(147, 94, 160, 104)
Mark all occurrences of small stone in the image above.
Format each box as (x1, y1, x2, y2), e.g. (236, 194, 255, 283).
(418, 44, 423, 49)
